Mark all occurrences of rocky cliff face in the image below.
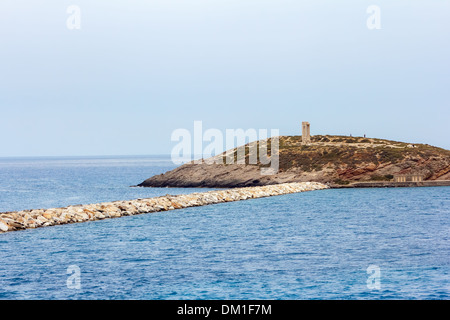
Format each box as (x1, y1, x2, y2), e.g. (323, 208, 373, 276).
(138, 135, 450, 188)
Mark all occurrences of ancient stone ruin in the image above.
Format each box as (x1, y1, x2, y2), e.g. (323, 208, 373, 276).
(302, 121, 311, 145)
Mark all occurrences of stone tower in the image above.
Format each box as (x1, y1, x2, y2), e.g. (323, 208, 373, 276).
(302, 122, 311, 145)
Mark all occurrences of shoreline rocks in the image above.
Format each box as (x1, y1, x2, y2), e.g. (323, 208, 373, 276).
(0, 182, 329, 234)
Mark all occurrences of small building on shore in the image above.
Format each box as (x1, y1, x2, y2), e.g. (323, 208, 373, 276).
(394, 174, 423, 182)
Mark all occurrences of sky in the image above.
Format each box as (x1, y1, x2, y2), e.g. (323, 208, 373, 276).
(0, 0, 449, 157)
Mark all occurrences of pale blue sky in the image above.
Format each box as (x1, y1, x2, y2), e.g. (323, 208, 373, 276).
(0, 0, 449, 156)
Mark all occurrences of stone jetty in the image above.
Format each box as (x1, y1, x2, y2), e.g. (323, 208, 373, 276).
(0, 182, 328, 234)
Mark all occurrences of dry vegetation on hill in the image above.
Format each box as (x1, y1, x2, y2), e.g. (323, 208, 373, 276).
(139, 135, 450, 188)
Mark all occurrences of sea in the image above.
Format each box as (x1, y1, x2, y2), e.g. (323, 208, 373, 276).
(0, 156, 448, 300)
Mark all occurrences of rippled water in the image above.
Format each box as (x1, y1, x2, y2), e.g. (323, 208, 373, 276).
(0, 156, 210, 212)
(0, 157, 449, 299)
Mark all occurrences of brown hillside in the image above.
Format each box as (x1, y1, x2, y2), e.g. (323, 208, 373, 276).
(138, 135, 450, 188)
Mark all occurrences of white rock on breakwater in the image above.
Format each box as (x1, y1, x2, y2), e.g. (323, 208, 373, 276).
(0, 182, 328, 233)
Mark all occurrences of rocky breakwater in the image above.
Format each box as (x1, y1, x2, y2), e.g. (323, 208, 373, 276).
(0, 182, 328, 234)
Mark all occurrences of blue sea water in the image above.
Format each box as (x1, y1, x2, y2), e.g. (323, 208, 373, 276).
(0, 156, 448, 300)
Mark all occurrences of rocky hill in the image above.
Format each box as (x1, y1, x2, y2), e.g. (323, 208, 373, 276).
(138, 135, 450, 188)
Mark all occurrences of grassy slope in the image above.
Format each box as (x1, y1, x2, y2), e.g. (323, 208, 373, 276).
(140, 135, 450, 187)
(277, 135, 450, 171)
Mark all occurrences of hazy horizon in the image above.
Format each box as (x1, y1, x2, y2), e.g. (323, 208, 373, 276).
(1, 0, 449, 157)
(0, 133, 448, 158)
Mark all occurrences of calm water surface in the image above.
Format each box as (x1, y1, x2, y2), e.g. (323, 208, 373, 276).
(0, 156, 448, 299)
